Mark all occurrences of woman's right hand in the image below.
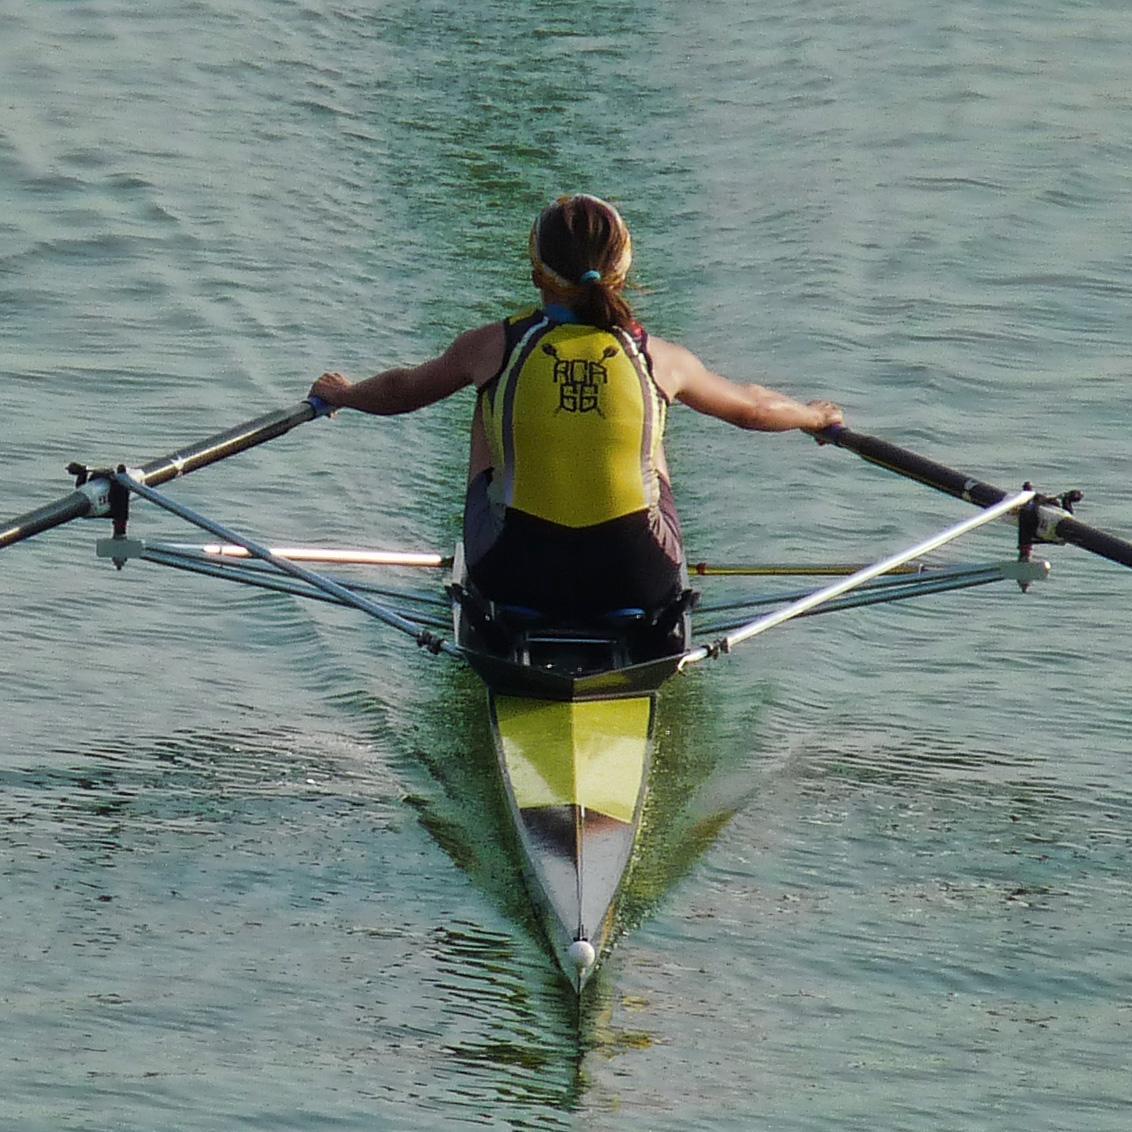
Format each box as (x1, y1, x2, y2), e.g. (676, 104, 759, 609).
(309, 371, 354, 407)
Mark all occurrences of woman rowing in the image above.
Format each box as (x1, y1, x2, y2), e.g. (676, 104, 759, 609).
(309, 194, 844, 618)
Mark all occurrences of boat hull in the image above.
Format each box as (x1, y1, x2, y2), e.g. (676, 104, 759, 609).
(489, 691, 655, 991)
(451, 544, 692, 991)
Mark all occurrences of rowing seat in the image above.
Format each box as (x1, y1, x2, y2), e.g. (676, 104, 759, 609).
(494, 603, 647, 630)
(450, 581, 696, 676)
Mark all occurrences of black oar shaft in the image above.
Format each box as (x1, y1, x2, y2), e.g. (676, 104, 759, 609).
(0, 491, 94, 548)
(820, 425, 1132, 571)
(1, 400, 321, 551)
(1056, 516, 1132, 570)
(135, 402, 319, 488)
(820, 427, 1010, 509)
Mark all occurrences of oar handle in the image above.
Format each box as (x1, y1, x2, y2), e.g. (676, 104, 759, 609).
(136, 400, 326, 489)
(817, 424, 1132, 572)
(1, 399, 331, 552)
(305, 395, 334, 418)
(816, 425, 1009, 509)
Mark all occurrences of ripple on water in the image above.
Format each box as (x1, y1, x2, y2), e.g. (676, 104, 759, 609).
(4, 0, 1132, 1126)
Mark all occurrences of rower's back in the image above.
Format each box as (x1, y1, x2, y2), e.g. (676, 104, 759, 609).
(480, 309, 668, 530)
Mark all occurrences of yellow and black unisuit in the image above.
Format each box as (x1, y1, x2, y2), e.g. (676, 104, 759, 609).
(465, 306, 683, 616)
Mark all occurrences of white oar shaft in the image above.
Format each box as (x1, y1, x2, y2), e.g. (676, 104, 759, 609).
(680, 488, 1035, 667)
(154, 543, 451, 568)
(115, 474, 460, 657)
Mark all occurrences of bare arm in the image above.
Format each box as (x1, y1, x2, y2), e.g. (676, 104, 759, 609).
(649, 336, 843, 432)
(310, 322, 505, 415)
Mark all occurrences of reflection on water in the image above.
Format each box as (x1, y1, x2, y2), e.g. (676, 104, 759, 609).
(622, 671, 766, 933)
(6, 609, 1132, 1127)
(430, 924, 588, 1118)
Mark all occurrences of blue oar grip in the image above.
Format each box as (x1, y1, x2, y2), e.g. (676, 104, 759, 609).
(305, 395, 335, 418)
(812, 424, 845, 446)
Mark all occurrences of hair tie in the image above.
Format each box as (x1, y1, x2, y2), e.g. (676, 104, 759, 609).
(579, 269, 602, 284)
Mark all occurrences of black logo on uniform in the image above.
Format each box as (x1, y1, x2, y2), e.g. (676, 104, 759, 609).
(542, 343, 618, 414)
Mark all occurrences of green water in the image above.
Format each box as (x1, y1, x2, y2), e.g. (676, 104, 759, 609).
(3, 2, 1132, 1128)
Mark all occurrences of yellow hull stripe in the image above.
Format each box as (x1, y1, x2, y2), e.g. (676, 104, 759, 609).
(493, 695, 652, 824)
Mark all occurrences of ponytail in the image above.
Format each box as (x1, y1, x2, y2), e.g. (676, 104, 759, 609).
(573, 277, 635, 330)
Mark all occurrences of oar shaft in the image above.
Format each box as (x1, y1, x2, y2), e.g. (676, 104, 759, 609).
(0, 490, 94, 549)
(165, 544, 454, 568)
(1056, 516, 1132, 570)
(135, 401, 322, 488)
(1, 400, 325, 551)
(688, 561, 924, 577)
(819, 427, 1009, 508)
(820, 425, 1132, 571)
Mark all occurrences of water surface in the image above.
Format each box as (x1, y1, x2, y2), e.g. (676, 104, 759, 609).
(3, 2, 1131, 1128)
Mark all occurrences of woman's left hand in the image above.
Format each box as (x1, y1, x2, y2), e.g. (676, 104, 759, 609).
(806, 400, 844, 430)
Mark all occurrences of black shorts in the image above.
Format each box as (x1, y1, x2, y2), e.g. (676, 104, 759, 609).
(463, 471, 684, 617)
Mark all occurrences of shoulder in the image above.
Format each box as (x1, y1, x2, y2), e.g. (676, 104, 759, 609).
(440, 321, 508, 388)
(646, 335, 710, 399)
(648, 335, 700, 368)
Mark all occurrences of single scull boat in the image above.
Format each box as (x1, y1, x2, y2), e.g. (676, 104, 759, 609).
(4, 400, 1131, 991)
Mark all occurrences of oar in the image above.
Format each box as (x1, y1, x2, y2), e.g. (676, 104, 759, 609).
(0, 399, 330, 551)
(817, 425, 1132, 571)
